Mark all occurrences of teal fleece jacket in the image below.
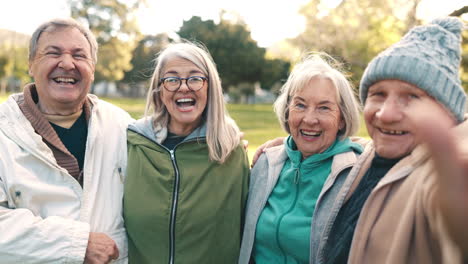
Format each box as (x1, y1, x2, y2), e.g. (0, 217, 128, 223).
(238, 136, 362, 264)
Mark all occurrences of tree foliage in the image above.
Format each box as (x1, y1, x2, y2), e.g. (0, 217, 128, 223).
(294, 0, 422, 85)
(0, 44, 30, 92)
(0, 54, 8, 80)
(461, 28, 468, 90)
(450, 6, 468, 91)
(69, 0, 144, 82)
(177, 16, 265, 89)
(177, 16, 290, 91)
(260, 58, 290, 91)
(122, 33, 172, 84)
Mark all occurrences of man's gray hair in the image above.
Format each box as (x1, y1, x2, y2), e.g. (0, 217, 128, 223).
(29, 18, 98, 64)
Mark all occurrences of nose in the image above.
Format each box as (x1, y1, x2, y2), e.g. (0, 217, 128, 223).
(376, 97, 403, 122)
(302, 108, 320, 125)
(178, 79, 191, 92)
(58, 54, 76, 71)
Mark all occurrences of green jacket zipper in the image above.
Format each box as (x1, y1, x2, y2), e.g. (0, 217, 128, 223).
(128, 128, 204, 264)
(168, 149, 179, 264)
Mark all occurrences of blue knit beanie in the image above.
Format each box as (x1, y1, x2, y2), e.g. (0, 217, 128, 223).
(360, 17, 466, 122)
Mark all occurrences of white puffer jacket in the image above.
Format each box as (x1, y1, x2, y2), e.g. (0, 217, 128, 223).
(0, 93, 133, 264)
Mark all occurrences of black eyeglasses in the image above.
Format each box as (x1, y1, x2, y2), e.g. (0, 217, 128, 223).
(159, 76, 208, 92)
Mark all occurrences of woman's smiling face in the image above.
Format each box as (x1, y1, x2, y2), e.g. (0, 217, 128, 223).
(159, 57, 208, 136)
(288, 77, 343, 159)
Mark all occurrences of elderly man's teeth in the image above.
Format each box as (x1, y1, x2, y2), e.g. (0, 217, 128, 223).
(381, 129, 406, 135)
(54, 77, 76, 84)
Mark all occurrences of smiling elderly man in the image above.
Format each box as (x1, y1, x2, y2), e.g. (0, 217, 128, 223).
(0, 18, 132, 263)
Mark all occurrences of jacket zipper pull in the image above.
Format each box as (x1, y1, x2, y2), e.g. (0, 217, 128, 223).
(294, 168, 300, 184)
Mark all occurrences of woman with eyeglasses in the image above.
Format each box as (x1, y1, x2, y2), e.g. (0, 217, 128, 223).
(123, 41, 249, 264)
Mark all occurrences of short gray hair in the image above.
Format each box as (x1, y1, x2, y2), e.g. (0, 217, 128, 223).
(29, 18, 98, 64)
(274, 52, 361, 140)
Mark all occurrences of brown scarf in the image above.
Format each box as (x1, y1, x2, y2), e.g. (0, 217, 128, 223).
(15, 83, 91, 186)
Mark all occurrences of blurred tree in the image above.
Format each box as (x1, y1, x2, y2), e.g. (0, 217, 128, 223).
(462, 30, 468, 91)
(450, 6, 468, 16)
(9, 46, 30, 87)
(0, 53, 7, 79)
(237, 82, 255, 103)
(178, 15, 281, 93)
(450, 6, 468, 91)
(120, 33, 172, 97)
(260, 58, 290, 92)
(0, 44, 30, 94)
(294, 0, 423, 85)
(122, 33, 172, 84)
(0, 54, 8, 94)
(69, 0, 144, 85)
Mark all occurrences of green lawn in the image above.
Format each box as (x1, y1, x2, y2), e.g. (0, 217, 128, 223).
(0, 93, 369, 162)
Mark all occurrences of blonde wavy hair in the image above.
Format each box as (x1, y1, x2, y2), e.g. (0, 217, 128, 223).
(145, 41, 241, 163)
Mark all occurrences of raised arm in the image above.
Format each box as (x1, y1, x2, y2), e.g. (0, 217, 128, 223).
(406, 101, 468, 256)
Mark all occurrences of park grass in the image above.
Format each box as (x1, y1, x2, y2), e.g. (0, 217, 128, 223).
(0, 94, 369, 162)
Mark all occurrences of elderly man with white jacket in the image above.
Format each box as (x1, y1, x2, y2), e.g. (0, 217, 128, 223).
(0, 18, 132, 264)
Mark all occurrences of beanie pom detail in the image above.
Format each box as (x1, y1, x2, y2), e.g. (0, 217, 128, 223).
(431, 17, 463, 35)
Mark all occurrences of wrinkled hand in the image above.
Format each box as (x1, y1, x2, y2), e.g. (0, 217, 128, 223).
(405, 99, 468, 254)
(84, 232, 119, 264)
(251, 137, 285, 167)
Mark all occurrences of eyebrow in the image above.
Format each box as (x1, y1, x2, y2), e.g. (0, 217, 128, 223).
(292, 96, 335, 105)
(41, 45, 61, 52)
(43, 45, 87, 53)
(401, 84, 423, 93)
(164, 69, 204, 75)
(318, 100, 335, 105)
(368, 85, 382, 92)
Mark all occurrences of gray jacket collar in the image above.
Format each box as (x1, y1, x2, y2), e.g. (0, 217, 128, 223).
(128, 117, 207, 144)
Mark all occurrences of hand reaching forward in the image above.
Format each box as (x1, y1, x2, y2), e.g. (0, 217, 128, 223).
(84, 232, 119, 264)
(405, 99, 468, 255)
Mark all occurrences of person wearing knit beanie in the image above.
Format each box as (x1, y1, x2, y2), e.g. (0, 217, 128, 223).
(316, 17, 468, 264)
(360, 17, 466, 122)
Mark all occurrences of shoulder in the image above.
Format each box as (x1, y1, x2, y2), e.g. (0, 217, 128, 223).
(330, 137, 370, 167)
(224, 143, 250, 169)
(0, 93, 22, 112)
(88, 95, 134, 125)
(252, 145, 286, 174)
(350, 136, 371, 148)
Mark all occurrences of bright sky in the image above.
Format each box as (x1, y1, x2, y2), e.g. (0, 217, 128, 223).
(0, 0, 466, 47)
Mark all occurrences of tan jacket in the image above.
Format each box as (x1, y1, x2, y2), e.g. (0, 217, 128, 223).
(347, 120, 468, 264)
